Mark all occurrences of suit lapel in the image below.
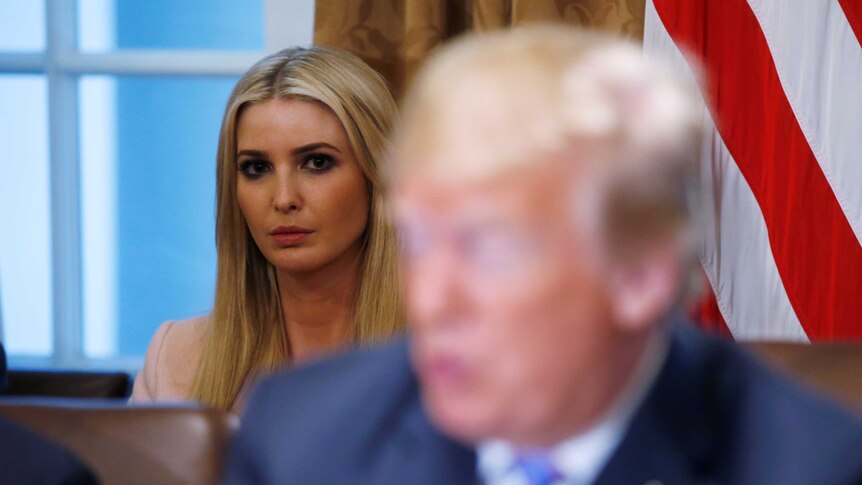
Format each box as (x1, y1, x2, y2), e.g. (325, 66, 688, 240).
(595, 323, 727, 485)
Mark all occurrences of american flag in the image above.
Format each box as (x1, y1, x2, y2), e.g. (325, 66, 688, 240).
(644, 0, 862, 341)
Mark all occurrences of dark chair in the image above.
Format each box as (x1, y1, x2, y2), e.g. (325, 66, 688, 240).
(0, 343, 7, 395)
(0, 398, 238, 485)
(6, 369, 131, 398)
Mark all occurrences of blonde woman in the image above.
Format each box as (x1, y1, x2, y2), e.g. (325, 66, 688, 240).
(130, 46, 404, 412)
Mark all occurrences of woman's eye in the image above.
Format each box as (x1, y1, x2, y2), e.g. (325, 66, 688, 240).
(302, 154, 334, 172)
(238, 159, 271, 178)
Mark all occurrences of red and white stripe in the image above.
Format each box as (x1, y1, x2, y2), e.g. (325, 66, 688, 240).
(644, 0, 862, 341)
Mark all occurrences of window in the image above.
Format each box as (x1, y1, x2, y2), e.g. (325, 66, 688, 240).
(0, 0, 314, 371)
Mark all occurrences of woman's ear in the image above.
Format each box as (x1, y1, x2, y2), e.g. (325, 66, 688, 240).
(607, 245, 682, 333)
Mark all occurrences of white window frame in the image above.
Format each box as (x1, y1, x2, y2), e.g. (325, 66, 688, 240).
(0, 0, 314, 372)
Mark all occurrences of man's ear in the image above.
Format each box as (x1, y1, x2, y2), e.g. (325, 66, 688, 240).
(607, 246, 682, 333)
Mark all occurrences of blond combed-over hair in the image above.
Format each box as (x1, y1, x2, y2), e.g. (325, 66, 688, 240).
(193, 46, 404, 411)
(391, 25, 703, 263)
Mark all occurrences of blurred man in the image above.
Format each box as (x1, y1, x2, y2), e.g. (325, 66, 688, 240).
(224, 26, 862, 485)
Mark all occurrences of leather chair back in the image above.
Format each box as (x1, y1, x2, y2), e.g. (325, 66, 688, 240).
(747, 341, 862, 414)
(0, 399, 237, 485)
(7, 370, 131, 398)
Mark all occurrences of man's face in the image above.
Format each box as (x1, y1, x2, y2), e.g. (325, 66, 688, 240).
(395, 158, 626, 447)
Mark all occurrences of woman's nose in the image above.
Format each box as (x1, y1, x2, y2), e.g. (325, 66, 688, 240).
(273, 170, 301, 213)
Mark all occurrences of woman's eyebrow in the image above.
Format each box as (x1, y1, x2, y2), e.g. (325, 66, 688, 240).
(293, 142, 341, 155)
(236, 149, 268, 158)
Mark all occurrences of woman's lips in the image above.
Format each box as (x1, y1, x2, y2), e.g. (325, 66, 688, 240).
(270, 226, 313, 247)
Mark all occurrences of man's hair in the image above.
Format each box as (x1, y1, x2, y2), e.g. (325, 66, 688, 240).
(391, 25, 703, 262)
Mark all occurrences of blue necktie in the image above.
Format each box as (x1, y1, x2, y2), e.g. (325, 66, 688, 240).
(514, 452, 563, 485)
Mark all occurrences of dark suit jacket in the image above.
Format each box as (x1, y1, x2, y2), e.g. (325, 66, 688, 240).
(0, 417, 99, 484)
(0, 343, 98, 484)
(223, 322, 862, 485)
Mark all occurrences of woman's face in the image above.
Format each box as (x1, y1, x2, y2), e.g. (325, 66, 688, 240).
(235, 98, 370, 276)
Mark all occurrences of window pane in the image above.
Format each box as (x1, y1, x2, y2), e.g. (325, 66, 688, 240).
(78, 0, 263, 52)
(0, 1, 45, 51)
(80, 75, 235, 357)
(80, 76, 118, 358)
(0, 75, 52, 356)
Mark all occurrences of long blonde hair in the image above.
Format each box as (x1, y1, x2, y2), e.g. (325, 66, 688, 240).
(192, 46, 404, 411)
